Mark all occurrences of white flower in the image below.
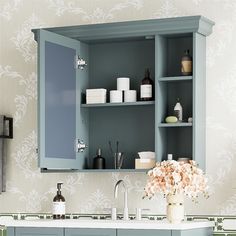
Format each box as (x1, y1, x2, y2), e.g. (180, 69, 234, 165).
(153, 168, 163, 177)
(172, 172, 181, 183)
(144, 160, 208, 200)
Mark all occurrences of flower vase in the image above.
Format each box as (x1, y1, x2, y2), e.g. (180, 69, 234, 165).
(166, 193, 184, 223)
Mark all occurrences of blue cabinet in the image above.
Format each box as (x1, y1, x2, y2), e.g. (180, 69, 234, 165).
(32, 16, 214, 171)
(117, 229, 171, 236)
(65, 228, 116, 236)
(14, 227, 63, 236)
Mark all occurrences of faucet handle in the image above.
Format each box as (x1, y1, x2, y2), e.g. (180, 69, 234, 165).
(111, 207, 117, 220)
(136, 208, 150, 220)
(103, 208, 117, 220)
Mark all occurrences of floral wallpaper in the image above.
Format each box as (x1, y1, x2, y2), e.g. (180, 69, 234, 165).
(0, 0, 236, 215)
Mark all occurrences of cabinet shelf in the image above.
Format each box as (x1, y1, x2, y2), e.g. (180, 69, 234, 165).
(41, 168, 150, 173)
(158, 76, 192, 82)
(80, 169, 150, 172)
(158, 122, 192, 127)
(81, 101, 155, 108)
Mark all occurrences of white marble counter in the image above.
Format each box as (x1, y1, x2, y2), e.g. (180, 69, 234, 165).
(0, 218, 214, 230)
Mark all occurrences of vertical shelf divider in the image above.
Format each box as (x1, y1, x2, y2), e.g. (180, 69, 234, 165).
(155, 34, 167, 162)
(192, 33, 206, 170)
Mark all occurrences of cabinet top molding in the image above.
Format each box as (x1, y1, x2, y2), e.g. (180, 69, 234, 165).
(32, 15, 214, 42)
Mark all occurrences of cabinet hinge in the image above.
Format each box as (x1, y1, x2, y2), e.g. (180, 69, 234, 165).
(76, 55, 87, 70)
(76, 139, 88, 153)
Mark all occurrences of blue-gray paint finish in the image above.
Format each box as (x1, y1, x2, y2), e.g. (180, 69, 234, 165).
(15, 227, 63, 236)
(38, 29, 88, 169)
(172, 228, 213, 236)
(77, 41, 90, 169)
(192, 33, 206, 170)
(7, 227, 14, 236)
(117, 229, 171, 236)
(32, 16, 214, 42)
(45, 41, 76, 160)
(65, 228, 116, 236)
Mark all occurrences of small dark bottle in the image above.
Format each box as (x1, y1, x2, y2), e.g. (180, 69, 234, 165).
(93, 148, 106, 169)
(53, 183, 65, 219)
(140, 68, 154, 101)
(181, 50, 192, 76)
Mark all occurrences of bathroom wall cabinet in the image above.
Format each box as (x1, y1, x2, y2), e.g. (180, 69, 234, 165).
(32, 16, 214, 171)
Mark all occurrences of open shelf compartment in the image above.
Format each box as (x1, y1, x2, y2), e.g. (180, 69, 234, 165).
(157, 80, 192, 124)
(83, 37, 155, 170)
(156, 33, 193, 78)
(158, 126, 193, 161)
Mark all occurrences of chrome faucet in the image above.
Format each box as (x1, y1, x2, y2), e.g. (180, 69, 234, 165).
(114, 180, 129, 220)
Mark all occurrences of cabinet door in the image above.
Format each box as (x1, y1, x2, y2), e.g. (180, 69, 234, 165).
(172, 228, 213, 236)
(15, 227, 63, 236)
(7, 227, 14, 236)
(37, 29, 89, 169)
(117, 229, 171, 236)
(65, 228, 116, 236)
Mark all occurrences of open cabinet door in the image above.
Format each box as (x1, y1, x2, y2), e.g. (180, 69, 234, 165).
(37, 29, 89, 170)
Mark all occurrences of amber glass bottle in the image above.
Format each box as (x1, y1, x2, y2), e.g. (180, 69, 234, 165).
(53, 183, 65, 219)
(140, 68, 154, 101)
(181, 50, 192, 76)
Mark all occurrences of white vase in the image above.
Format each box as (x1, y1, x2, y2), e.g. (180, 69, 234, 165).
(166, 193, 184, 224)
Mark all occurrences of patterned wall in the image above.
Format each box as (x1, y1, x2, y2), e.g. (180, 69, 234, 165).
(0, 0, 236, 215)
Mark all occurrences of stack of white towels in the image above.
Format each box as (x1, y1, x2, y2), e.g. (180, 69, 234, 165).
(86, 89, 107, 104)
(85, 77, 137, 104)
(110, 77, 137, 103)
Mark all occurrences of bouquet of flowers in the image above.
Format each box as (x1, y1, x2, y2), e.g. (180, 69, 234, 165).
(144, 160, 208, 200)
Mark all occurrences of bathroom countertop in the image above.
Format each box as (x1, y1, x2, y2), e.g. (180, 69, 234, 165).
(0, 218, 214, 230)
